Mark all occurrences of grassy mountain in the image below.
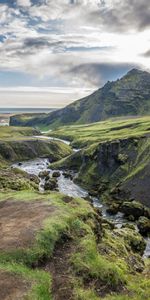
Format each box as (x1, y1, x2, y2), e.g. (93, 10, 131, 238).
(10, 68, 150, 129)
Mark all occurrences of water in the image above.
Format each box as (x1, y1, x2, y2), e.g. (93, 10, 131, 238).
(12, 136, 150, 258)
(0, 107, 56, 114)
(12, 158, 127, 227)
(34, 135, 71, 145)
(144, 239, 150, 258)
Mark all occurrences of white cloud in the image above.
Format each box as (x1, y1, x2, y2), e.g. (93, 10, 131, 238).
(17, 0, 31, 7)
(0, 0, 149, 91)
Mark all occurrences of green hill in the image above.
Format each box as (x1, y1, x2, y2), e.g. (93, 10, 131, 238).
(10, 69, 150, 129)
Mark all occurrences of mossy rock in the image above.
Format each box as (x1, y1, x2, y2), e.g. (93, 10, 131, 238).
(44, 178, 58, 191)
(137, 216, 150, 236)
(52, 171, 61, 178)
(106, 203, 120, 215)
(121, 201, 144, 219)
(38, 170, 50, 178)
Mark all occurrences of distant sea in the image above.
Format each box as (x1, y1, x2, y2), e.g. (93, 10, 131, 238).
(0, 107, 57, 114)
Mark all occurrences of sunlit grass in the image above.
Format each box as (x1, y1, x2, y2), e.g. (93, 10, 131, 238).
(48, 116, 150, 147)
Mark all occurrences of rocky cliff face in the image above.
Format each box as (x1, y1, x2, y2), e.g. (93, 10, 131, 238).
(0, 139, 73, 162)
(53, 135, 150, 207)
(10, 69, 150, 128)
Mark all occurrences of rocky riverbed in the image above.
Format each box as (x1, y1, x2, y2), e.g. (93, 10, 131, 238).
(13, 155, 150, 258)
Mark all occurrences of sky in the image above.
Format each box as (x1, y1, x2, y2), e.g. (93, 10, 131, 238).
(0, 0, 150, 107)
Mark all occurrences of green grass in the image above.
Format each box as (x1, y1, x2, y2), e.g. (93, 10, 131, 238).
(70, 219, 149, 300)
(0, 126, 39, 140)
(0, 262, 52, 300)
(0, 191, 94, 266)
(48, 116, 150, 147)
(0, 190, 149, 299)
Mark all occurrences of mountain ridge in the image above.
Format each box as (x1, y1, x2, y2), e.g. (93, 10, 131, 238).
(10, 68, 150, 128)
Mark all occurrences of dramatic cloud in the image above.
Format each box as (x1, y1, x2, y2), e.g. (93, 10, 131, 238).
(143, 50, 150, 57)
(0, 0, 150, 107)
(68, 62, 138, 86)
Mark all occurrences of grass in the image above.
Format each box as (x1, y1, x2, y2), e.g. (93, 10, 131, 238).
(0, 191, 94, 266)
(0, 126, 39, 140)
(48, 116, 150, 147)
(0, 262, 52, 300)
(0, 190, 149, 299)
(70, 219, 150, 300)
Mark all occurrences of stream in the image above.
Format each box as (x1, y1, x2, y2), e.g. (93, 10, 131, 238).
(13, 135, 150, 258)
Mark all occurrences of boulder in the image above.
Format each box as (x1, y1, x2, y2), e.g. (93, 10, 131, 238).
(63, 172, 73, 180)
(88, 190, 99, 197)
(137, 217, 150, 236)
(52, 171, 61, 178)
(38, 170, 50, 179)
(120, 228, 146, 256)
(121, 201, 144, 219)
(144, 207, 150, 219)
(44, 178, 58, 191)
(106, 203, 120, 215)
(45, 175, 50, 181)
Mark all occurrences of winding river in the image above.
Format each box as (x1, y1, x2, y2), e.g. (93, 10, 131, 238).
(13, 135, 150, 258)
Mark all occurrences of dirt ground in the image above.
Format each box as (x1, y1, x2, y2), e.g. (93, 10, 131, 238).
(0, 271, 30, 300)
(43, 237, 75, 300)
(0, 200, 56, 251)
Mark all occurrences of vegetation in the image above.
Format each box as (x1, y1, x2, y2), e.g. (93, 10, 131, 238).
(49, 116, 150, 148)
(51, 118, 150, 207)
(0, 190, 149, 300)
(0, 262, 52, 300)
(0, 126, 40, 140)
(0, 126, 73, 163)
(1, 80, 150, 299)
(10, 69, 150, 129)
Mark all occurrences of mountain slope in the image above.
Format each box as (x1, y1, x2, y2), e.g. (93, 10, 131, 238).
(10, 68, 150, 128)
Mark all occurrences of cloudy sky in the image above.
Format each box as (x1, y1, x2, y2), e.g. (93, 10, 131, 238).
(0, 0, 150, 107)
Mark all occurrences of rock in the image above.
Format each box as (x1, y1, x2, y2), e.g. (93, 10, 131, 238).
(101, 218, 115, 230)
(137, 217, 150, 236)
(88, 190, 99, 197)
(45, 175, 50, 181)
(94, 207, 103, 216)
(62, 196, 73, 203)
(120, 228, 146, 255)
(106, 203, 120, 215)
(63, 172, 73, 180)
(44, 178, 58, 191)
(116, 153, 128, 164)
(38, 170, 50, 179)
(98, 183, 107, 193)
(127, 215, 135, 222)
(121, 201, 144, 219)
(29, 175, 40, 184)
(52, 171, 61, 178)
(121, 224, 136, 230)
(144, 207, 150, 219)
(18, 162, 22, 166)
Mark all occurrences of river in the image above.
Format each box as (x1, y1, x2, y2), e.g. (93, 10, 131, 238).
(13, 135, 150, 258)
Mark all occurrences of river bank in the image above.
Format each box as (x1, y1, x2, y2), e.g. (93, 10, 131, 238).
(12, 134, 150, 259)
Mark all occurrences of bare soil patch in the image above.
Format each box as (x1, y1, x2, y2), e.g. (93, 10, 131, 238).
(0, 271, 30, 300)
(0, 199, 56, 251)
(43, 236, 75, 300)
